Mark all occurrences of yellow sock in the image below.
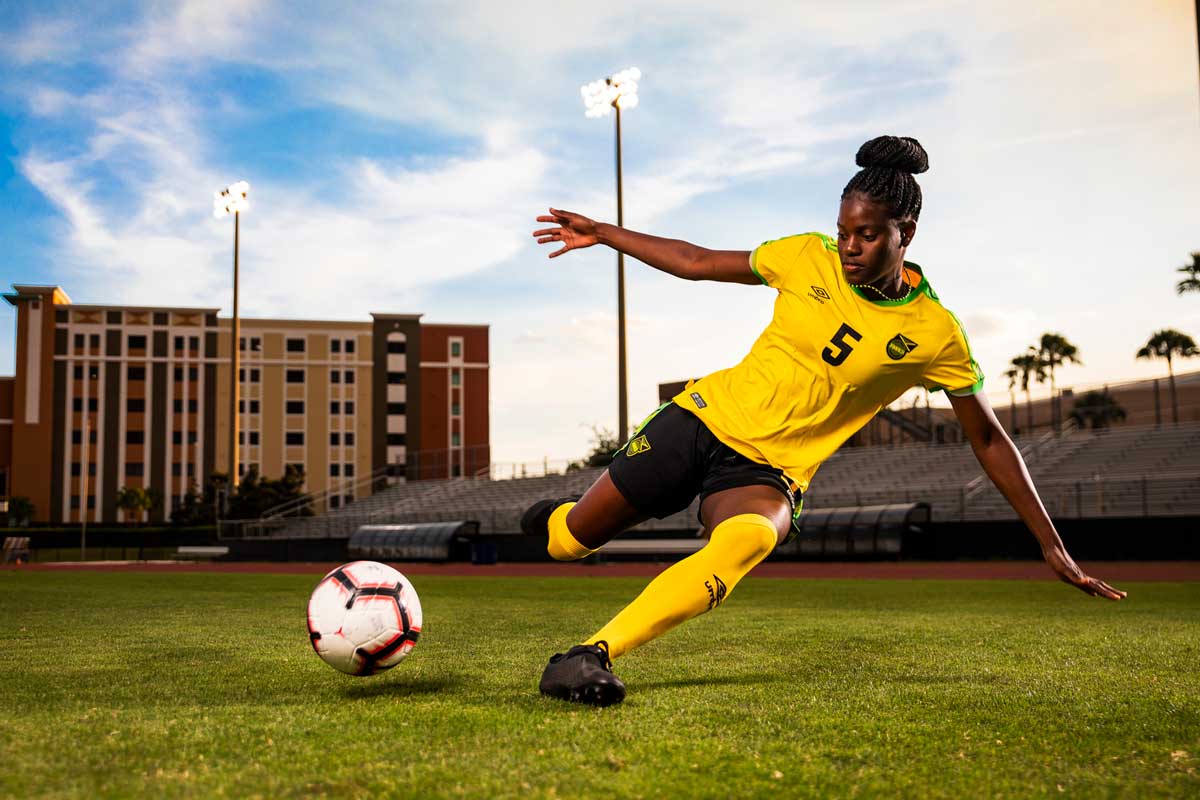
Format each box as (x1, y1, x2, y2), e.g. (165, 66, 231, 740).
(547, 502, 596, 561)
(585, 513, 777, 659)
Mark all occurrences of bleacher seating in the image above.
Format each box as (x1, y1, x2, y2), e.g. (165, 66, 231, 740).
(251, 422, 1200, 539)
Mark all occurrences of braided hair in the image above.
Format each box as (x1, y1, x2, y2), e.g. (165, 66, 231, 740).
(841, 136, 929, 220)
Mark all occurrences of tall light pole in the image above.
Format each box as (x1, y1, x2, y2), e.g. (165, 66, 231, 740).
(214, 181, 250, 490)
(582, 67, 640, 439)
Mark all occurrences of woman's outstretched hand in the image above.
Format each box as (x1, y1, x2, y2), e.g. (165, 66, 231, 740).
(1044, 547, 1127, 600)
(533, 208, 600, 258)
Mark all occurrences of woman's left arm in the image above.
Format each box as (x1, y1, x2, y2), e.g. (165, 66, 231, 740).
(947, 391, 1127, 600)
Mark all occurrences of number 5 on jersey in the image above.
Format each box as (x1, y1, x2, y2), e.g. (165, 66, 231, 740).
(822, 323, 862, 366)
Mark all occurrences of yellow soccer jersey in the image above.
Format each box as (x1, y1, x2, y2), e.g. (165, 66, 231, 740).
(671, 232, 983, 493)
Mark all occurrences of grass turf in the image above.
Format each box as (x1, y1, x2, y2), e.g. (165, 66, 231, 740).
(1, 570, 1198, 798)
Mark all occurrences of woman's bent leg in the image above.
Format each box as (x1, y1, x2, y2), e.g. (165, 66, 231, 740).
(544, 470, 648, 560)
(584, 485, 789, 658)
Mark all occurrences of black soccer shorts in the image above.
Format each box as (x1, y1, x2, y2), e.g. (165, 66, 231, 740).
(607, 402, 801, 539)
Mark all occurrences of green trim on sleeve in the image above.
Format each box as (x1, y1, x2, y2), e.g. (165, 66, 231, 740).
(748, 250, 769, 286)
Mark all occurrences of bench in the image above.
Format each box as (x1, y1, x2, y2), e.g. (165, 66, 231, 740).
(174, 546, 230, 561)
(2, 536, 31, 564)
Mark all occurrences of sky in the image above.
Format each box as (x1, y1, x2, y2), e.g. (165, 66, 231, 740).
(1, 0, 1198, 466)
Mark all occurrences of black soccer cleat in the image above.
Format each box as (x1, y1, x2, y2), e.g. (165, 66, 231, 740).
(520, 496, 581, 538)
(539, 641, 626, 707)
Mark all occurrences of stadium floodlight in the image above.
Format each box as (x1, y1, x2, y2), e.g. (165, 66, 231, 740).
(214, 180, 250, 491)
(581, 67, 641, 439)
(213, 180, 250, 217)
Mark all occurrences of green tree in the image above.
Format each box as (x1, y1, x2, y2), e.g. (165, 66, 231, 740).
(6, 496, 34, 527)
(567, 426, 622, 471)
(1009, 349, 1043, 433)
(1136, 329, 1199, 424)
(115, 486, 147, 524)
(226, 465, 313, 519)
(1176, 252, 1200, 295)
(1070, 390, 1127, 430)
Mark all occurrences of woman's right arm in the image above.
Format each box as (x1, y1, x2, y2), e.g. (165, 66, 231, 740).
(533, 208, 758, 285)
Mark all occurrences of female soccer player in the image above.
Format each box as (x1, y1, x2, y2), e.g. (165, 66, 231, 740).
(526, 135, 1125, 707)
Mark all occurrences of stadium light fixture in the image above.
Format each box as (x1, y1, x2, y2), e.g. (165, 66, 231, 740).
(214, 180, 250, 491)
(581, 67, 640, 439)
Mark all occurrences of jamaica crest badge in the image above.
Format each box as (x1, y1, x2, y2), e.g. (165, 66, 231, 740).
(886, 333, 918, 361)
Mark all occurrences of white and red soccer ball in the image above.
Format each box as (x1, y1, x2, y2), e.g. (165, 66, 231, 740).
(307, 561, 423, 676)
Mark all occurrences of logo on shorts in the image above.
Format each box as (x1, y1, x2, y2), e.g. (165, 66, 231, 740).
(886, 333, 919, 361)
(690, 391, 707, 409)
(626, 434, 651, 456)
(808, 285, 830, 304)
(705, 574, 728, 610)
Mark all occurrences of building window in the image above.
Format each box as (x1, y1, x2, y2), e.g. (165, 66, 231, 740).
(345, 339, 356, 354)
(329, 401, 340, 415)
(127, 398, 145, 413)
(451, 341, 462, 357)
(106, 310, 122, 324)
(330, 496, 341, 509)
(175, 367, 183, 381)
(329, 464, 340, 477)
(74, 333, 84, 348)
(189, 336, 199, 351)
(451, 370, 461, 386)
(154, 312, 168, 325)
(330, 370, 340, 384)
(239, 431, 260, 445)
(387, 372, 405, 384)
(451, 402, 461, 416)
(331, 339, 341, 353)
(387, 340, 405, 354)
(188, 399, 198, 413)
(128, 366, 146, 381)
(286, 401, 305, 415)
(387, 402, 406, 415)
(125, 462, 144, 477)
(71, 462, 81, 476)
(286, 338, 306, 353)
(239, 399, 261, 414)
(250, 368, 260, 383)
(172, 463, 183, 476)
(173, 399, 183, 413)
(175, 336, 185, 351)
(452, 432, 461, 447)
(452, 464, 462, 477)
(172, 431, 182, 445)
(73, 365, 83, 380)
(345, 432, 355, 446)
(285, 432, 304, 446)
(344, 370, 355, 384)
(89, 334, 100, 348)
(286, 370, 305, 384)
(344, 402, 354, 415)
(188, 367, 198, 381)
(126, 430, 145, 445)
(330, 433, 340, 446)
(344, 464, 354, 477)
(387, 433, 406, 446)
(128, 335, 147, 350)
(71, 431, 81, 444)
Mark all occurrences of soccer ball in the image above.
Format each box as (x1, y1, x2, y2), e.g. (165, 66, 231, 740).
(306, 561, 423, 676)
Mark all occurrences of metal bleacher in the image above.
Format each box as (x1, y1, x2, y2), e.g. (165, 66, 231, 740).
(226, 421, 1200, 539)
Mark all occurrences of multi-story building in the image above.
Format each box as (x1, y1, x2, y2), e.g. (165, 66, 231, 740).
(0, 285, 489, 524)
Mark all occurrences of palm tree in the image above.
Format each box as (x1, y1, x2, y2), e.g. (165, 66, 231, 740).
(1038, 333, 1082, 431)
(1070, 389, 1127, 430)
(1176, 252, 1200, 296)
(1003, 365, 1020, 433)
(1136, 329, 1199, 423)
(1009, 349, 1043, 433)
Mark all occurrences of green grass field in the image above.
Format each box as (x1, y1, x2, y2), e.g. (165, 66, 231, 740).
(2, 570, 1198, 798)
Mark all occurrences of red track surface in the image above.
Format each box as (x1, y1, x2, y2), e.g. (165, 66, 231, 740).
(5, 560, 1199, 581)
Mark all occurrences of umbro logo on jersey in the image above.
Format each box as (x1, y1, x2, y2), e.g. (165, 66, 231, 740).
(808, 285, 831, 304)
(690, 391, 707, 409)
(886, 333, 919, 360)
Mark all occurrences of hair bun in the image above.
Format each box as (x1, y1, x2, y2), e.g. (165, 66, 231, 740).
(855, 136, 929, 175)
